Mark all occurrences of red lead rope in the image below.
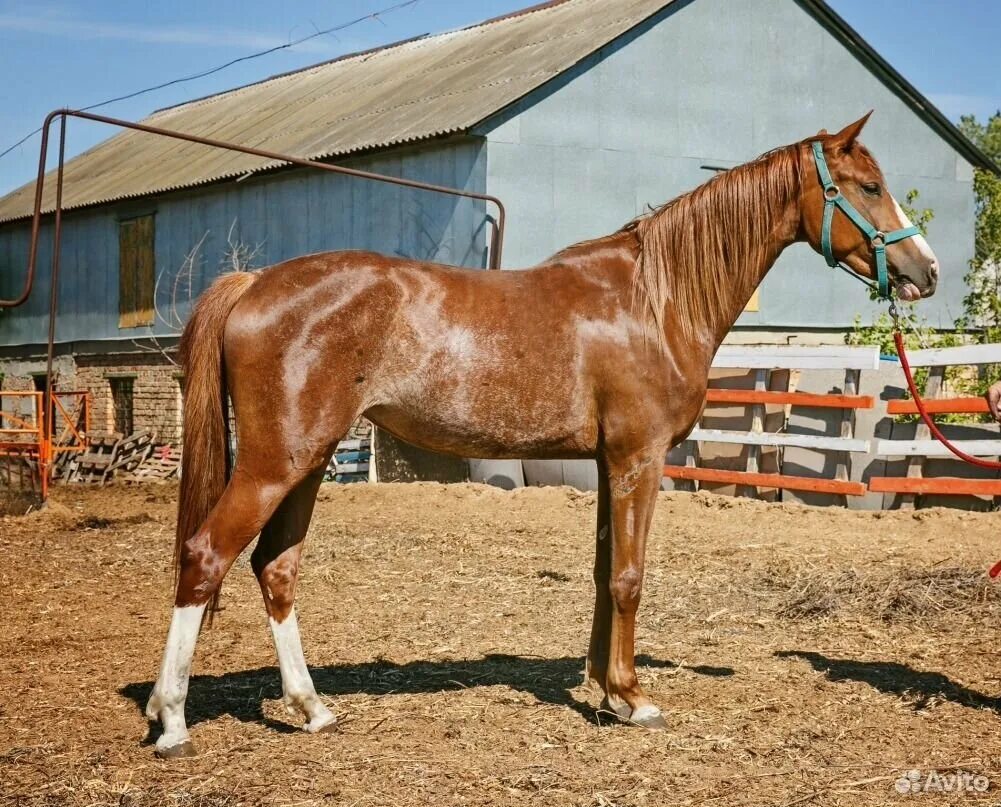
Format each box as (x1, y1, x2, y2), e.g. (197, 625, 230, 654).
(892, 329, 1001, 577)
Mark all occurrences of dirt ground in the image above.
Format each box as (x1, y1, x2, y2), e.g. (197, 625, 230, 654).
(3, 482, 1001, 806)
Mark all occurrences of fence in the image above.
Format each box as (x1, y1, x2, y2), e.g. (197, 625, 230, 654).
(665, 346, 878, 500)
(869, 343, 1001, 506)
(663, 343, 1001, 508)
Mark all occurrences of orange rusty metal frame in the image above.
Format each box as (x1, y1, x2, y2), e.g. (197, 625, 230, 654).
(0, 391, 45, 496)
(0, 390, 89, 498)
(0, 392, 42, 444)
(0, 108, 508, 500)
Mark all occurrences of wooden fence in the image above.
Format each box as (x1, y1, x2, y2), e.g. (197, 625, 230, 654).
(869, 343, 1001, 504)
(664, 343, 1001, 507)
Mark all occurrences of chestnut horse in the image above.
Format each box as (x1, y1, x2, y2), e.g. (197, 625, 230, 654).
(146, 113, 939, 757)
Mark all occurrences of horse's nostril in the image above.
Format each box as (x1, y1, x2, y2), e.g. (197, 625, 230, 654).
(930, 261, 940, 280)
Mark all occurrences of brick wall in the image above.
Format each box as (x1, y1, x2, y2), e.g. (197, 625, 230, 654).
(1, 353, 183, 444)
(75, 355, 183, 443)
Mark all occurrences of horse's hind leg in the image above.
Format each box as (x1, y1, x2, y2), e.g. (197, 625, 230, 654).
(147, 464, 306, 757)
(251, 467, 336, 734)
(586, 455, 612, 689)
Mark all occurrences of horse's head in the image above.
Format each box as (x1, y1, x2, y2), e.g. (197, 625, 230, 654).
(800, 112, 939, 301)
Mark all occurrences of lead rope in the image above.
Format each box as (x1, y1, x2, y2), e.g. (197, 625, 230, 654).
(889, 304, 1001, 577)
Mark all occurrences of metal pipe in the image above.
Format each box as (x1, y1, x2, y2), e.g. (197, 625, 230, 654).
(2, 108, 506, 312)
(0, 110, 64, 306)
(3, 108, 509, 501)
(40, 113, 68, 497)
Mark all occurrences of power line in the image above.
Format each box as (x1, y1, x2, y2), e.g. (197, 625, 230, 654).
(0, 0, 420, 164)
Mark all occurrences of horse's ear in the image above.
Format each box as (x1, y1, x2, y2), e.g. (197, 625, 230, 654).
(816, 128, 829, 136)
(830, 111, 873, 152)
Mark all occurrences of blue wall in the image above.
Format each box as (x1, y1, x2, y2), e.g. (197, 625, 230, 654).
(476, 0, 975, 330)
(0, 137, 487, 347)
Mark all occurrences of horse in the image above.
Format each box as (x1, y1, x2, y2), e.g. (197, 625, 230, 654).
(145, 113, 939, 757)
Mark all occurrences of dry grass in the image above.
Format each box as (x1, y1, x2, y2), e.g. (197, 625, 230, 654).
(760, 562, 1001, 622)
(3, 483, 1001, 806)
(0, 484, 41, 516)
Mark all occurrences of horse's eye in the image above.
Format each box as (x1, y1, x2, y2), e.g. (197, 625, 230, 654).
(862, 182, 881, 197)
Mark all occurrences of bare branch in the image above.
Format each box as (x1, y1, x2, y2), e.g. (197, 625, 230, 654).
(223, 219, 265, 272)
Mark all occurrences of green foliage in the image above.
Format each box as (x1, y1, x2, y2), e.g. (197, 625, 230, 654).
(957, 113, 1001, 347)
(900, 188, 934, 236)
(956, 113, 1001, 409)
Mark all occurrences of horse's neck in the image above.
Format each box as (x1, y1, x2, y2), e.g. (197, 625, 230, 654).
(665, 197, 801, 354)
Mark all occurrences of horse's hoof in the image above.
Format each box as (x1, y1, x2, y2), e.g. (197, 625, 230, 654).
(155, 740, 197, 759)
(304, 713, 338, 734)
(630, 704, 668, 731)
(599, 698, 666, 730)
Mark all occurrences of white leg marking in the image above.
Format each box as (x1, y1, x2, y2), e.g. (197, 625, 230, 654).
(269, 610, 336, 732)
(146, 604, 205, 752)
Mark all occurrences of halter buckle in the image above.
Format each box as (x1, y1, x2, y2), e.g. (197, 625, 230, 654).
(871, 231, 886, 248)
(824, 185, 840, 201)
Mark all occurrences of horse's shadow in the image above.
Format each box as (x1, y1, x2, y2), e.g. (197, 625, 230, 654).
(122, 653, 734, 740)
(776, 650, 1001, 712)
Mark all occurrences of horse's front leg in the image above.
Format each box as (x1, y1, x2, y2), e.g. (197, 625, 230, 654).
(597, 449, 667, 729)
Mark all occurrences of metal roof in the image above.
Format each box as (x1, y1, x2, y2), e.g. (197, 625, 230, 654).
(0, 0, 674, 223)
(0, 0, 995, 224)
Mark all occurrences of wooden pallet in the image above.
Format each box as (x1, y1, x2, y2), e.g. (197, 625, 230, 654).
(122, 443, 181, 483)
(65, 431, 156, 485)
(325, 437, 372, 483)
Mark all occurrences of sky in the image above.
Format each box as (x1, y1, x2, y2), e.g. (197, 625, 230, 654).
(0, 0, 998, 197)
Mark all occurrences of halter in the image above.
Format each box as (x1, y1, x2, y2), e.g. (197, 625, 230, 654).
(810, 140, 921, 299)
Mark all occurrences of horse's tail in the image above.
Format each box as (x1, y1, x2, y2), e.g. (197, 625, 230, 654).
(174, 271, 258, 616)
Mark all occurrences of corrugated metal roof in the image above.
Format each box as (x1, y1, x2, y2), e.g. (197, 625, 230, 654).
(2, 0, 994, 225)
(0, 0, 674, 223)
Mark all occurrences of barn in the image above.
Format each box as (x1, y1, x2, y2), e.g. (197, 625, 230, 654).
(0, 0, 995, 468)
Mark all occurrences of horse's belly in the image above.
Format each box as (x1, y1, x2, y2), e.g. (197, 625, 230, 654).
(365, 385, 598, 460)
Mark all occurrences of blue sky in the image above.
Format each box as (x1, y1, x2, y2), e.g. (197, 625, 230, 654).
(0, 0, 998, 196)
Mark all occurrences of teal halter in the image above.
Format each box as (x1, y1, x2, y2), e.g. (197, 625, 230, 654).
(810, 140, 921, 299)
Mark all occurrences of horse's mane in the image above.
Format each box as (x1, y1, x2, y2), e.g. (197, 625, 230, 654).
(622, 144, 803, 343)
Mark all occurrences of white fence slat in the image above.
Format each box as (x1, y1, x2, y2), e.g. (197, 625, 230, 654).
(712, 345, 879, 370)
(688, 428, 869, 453)
(900, 343, 1001, 367)
(335, 439, 371, 451)
(876, 439, 1001, 458)
(333, 461, 370, 473)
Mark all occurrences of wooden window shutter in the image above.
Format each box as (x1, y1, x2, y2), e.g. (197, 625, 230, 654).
(119, 214, 155, 328)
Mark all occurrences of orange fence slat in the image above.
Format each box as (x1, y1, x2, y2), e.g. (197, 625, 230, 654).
(886, 397, 990, 415)
(705, 389, 874, 409)
(868, 476, 1001, 496)
(664, 465, 867, 495)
